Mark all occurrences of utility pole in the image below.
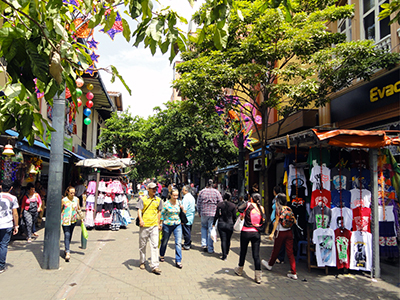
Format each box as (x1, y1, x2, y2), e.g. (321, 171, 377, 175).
(238, 132, 245, 198)
(43, 91, 65, 269)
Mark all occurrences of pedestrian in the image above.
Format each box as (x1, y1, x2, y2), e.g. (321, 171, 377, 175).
(212, 192, 237, 261)
(161, 184, 169, 202)
(262, 193, 298, 280)
(0, 179, 19, 274)
(234, 193, 266, 284)
(20, 182, 42, 242)
(61, 186, 81, 262)
(137, 182, 163, 275)
(74, 180, 86, 208)
(159, 188, 184, 268)
(197, 179, 223, 253)
(181, 185, 196, 250)
(271, 186, 285, 263)
(35, 181, 46, 227)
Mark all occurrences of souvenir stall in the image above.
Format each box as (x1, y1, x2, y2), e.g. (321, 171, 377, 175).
(75, 158, 133, 231)
(268, 129, 400, 278)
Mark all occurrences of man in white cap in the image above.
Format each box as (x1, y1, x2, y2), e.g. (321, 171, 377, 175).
(137, 182, 163, 275)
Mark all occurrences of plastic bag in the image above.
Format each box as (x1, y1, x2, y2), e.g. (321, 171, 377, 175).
(81, 222, 88, 239)
(210, 226, 217, 243)
(234, 217, 244, 232)
(158, 230, 163, 248)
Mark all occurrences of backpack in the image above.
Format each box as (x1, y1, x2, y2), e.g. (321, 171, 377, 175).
(279, 206, 295, 228)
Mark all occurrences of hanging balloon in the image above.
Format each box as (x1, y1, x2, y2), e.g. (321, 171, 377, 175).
(76, 88, 82, 97)
(83, 108, 92, 116)
(75, 69, 83, 76)
(86, 92, 94, 100)
(77, 98, 82, 107)
(84, 117, 91, 125)
(76, 77, 84, 87)
(87, 83, 94, 90)
(86, 100, 93, 108)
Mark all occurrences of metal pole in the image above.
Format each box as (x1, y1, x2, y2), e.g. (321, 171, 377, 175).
(369, 148, 380, 278)
(43, 92, 65, 269)
(238, 132, 245, 197)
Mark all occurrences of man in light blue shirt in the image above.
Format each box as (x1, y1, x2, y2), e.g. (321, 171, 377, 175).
(181, 185, 196, 250)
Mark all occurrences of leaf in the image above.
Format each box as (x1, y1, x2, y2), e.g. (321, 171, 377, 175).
(237, 9, 244, 21)
(104, 9, 117, 33)
(122, 18, 131, 42)
(44, 79, 59, 102)
(25, 41, 48, 83)
(188, 0, 194, 8)
(33, 112, 44, 134)
(213, 28, 222, 50)
(111, 65, 132, 96)
(130, 0, 142, 19)
(54, 20, 68, 40)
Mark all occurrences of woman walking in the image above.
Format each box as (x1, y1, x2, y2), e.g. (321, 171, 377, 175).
(212, 192, 237, 261)
(159, 188, 184, 268)
(234, 193, 266, 284)
(61, 186, 80, 262)
(262, 193, 297, 280)
(20, 183, 42, 242)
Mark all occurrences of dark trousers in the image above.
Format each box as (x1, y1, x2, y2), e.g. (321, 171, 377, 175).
(62, 223, 76, 253)
(268, 229, 296, 274)
(0, 227, 12, 270)
(218, 222, 233, 259)
(182, 224, 192, 248)
(238, 230, 261, 270)
(23, 210, 38, 239)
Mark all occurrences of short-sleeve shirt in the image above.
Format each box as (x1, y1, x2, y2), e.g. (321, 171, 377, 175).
(61, 196, 79, 226)
(0, 193, 19, 229)
(161, 200, 181, 226)
(137, 196, 162, 227)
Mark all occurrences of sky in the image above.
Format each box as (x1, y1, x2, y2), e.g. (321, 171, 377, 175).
(92, 0, 204, 118)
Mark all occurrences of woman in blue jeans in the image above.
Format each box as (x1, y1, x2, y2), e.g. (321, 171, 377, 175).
(159, 188, 185, 268)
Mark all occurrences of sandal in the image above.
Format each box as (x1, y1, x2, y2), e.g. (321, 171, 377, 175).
(159, 256, 165, 262)
(176, 262, 183, 269)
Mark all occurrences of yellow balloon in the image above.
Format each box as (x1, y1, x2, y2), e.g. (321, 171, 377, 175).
(87, 83, 94, 90)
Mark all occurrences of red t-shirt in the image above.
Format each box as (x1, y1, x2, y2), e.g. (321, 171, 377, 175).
(311, 189, 331, 209)
(352, 207, 371, 233)
(334, 228, 352, 269)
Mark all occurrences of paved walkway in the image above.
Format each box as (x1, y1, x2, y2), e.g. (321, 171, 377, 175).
(1, 198, 399, 300)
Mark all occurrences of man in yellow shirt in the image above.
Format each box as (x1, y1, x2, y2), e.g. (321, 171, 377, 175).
(137, 182, 163, 275)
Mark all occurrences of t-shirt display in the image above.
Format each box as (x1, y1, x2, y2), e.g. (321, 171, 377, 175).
(350, 231, 372, 271)
(313, 227, 336, 267)
(350, 188, 371, 209)
(308, 205, 331, 230)
(331, 167, 351, 190)
(331, 189, 351, 209)
(352, 207, 371, 233)
(307, 147, 330, 168)
(350, 168, 370, 190)
(311, 189, 331, 209)
(310, 165, 331, 191)
(330, 207, 353, 231)
(334, 228, 352, 269)
(287, 164, 309, 198)
(378, 206, 395, 222)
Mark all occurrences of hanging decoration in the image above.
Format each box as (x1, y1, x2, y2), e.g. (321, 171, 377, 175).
(83, 108, 92, 116)
(76, 77, 84, 87)
(101, 9, 123, 40)
(76, 88, 83, 97)
(77, 98, 82, 107)
(86, 100, 93, 108)
(86, 92, 94, 100)
(84, 117, 92, 125)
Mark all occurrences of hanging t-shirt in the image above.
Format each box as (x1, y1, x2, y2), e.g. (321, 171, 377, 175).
(350, 188, 371, 209)
(350, 150, 369, 169)
(378, 206, 395, 222)
(310, 165, 331, 191)
(331, 189, 351, 209)
(308, 205, 331, 230)
(307, 147, 330, 168)
(287, 164, 308, 197)
(350, 231, 372, 271)
(331, 167, 351, 190)
(352, 207, 371, 233)
(350, 168, 370, 190)
(312, 227, 336, 267)
(334, 228, 352, 269)
(311, 189, 331, 209)
(330, 207, 353, 231)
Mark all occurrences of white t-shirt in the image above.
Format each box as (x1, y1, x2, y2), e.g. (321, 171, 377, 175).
(330, 207, 353, 231)
(287, 164, 308, 197)
(0, 193, 19, 229)
(312, 227, 336, 267)
(378, 206, 395, 222)
(350, 231, 372, 271)
(310, 165, 331, 191)
(350, 188, 371, 209)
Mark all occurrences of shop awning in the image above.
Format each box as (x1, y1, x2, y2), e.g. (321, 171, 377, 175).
(249, 146, 270, 159)
(216, 163, 238, 174)
(76, 157, 134, 171)
(64, 149, 87, 161)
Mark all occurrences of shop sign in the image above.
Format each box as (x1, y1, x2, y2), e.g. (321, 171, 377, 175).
(64, 135, 73, 151)
(77, 144, 94, 158)
(331, 68, 400, 123)
(244, 160, 249, 192)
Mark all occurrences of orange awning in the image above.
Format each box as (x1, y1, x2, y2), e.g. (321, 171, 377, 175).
(312, 129, 400, 148)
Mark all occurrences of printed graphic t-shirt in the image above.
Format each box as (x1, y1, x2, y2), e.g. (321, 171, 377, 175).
(310, 165, 331, 191)
(0, 193, 19, 229)
(350, 231, 372, 271)
(352, 207, 371, 233)
(313, 227, 336, 267)
(330, 207, 353, 231)
(311, 189, 331, 209)
(308, 205, 332, 230)
(334, 228, 352, 269)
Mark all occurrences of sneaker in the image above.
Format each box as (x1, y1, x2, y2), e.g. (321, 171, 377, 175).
(152, 268, 162, 275)
(183, 246, 190, 250)
(261, 259, 272, 271)
(202, 246, 207, 252)
(0, 268, 5, 274)
(27, 238, 32, 243)
(287, 273, 298, 280)
(139, 263, 145, 270)
(234, 266, 243, 276)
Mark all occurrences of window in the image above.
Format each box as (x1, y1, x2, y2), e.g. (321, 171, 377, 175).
(361, 0, 390, 42)
(338, 0, 352, 41)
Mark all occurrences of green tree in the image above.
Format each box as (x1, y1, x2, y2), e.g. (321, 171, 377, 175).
(174, 0, 400, 213)
(379, 0, 400, 25)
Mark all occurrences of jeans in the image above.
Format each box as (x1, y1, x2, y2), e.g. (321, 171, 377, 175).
(182, 224, 192, 248)
(139, 226, 160, 270)
(62, 223, 76, 253)
(238, 230, 261, 270)
(268, 229, 296, 274)
(218, 222, 233, 260)
(201, 216, 214, 252)
(160, 224, 182, 263)
(0, 227, 13, 270)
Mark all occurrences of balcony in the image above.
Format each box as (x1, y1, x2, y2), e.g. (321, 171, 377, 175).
(375, 35, 391, 52)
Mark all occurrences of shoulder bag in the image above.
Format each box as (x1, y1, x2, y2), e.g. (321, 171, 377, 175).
(136, 198, 155, 226)
(179, 200, 188, 224)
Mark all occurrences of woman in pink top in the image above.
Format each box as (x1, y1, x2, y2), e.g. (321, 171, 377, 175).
(234, 193, 265, 284)
(20, 183, 42, 242)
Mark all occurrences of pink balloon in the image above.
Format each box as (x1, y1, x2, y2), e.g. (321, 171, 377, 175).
(86, 92, 94, 100)
(77, 98, 82, 107)
(86, 100, 93, 108)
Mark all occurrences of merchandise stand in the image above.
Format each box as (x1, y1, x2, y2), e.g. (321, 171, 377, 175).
(267, 129, 400, 278)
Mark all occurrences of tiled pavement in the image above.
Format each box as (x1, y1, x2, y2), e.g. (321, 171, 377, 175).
(1, 198, 399, 300)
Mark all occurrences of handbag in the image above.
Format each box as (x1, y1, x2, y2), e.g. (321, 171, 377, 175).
(233, 217, 244, 232)
(136, 198, 155, 226)
(76, 207, 85, 220)
(179, 201, 188, 224)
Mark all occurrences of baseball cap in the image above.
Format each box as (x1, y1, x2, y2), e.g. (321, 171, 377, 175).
(148, 182, 157, 189)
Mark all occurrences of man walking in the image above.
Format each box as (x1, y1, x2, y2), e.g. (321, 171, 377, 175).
(137, 182, 163, 275)
(0, 180, 19, 273)
(197, 179, 222, 253)
(181, 185, 196, 250)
